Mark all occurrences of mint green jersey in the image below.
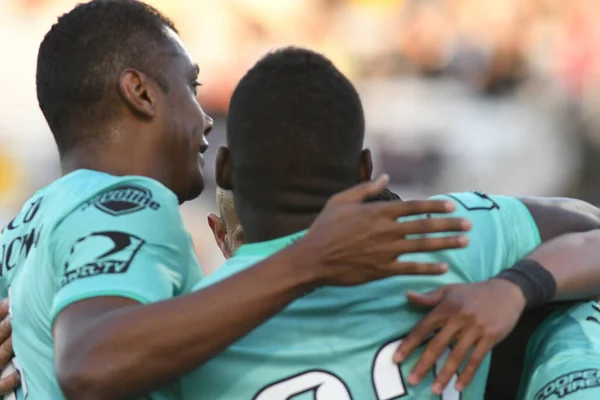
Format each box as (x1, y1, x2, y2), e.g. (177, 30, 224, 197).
(519, 301, 600, 400)
(0, 170, 203, 399)
(180, 192, 542, 400)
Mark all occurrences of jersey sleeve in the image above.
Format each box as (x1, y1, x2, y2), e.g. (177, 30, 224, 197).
(429, 192, 542, 282)
(49, 177, 193, 322)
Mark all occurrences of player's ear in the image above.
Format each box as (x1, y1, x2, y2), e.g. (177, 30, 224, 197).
(118, 68, 156, 119)
(216, 145, 233, 190)
(357, 148, 373, 183)
(207, 212, 220, 235)
(207, 212, 232, 259)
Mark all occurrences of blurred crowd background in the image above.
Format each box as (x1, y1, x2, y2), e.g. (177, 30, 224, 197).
(2, 0, 600, 272)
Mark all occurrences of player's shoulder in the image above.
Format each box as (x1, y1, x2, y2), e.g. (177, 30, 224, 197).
(430, 191, 508, 210)
(428, 191, 531, 217)
(51, 171, 184, 238)
(70, 171, 179, 215)
(55, 170, 178, 219)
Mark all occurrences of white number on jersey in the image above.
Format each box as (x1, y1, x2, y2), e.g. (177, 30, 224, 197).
(254, 370, 351, 400)
(255, 338, 461, 399)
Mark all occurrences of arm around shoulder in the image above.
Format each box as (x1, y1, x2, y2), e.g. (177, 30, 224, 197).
(518, 197, 600, 241)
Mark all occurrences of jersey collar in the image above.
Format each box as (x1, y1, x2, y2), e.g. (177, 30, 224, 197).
(234, 230, 308, 258)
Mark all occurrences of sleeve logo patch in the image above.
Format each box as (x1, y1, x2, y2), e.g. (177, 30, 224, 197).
(60, 231, 145, 287)
(84, 184, 161, 216)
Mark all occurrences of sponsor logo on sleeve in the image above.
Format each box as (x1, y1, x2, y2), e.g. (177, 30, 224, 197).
(535, 369, 600, 399)
(83, 184, 161, 216)
(60, 231, 145, 287)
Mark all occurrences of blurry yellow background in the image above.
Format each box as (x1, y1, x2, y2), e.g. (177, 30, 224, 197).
(2, 0, 600, 273)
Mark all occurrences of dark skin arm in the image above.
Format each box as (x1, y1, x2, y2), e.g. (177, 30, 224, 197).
(54, 176, 473, 400)
(0, 300, 19, 395)
(520, 196, 600, 241)
(395, 196, 600, 394)
(54, 252, 319, 399)
(483, 196, 600, 399)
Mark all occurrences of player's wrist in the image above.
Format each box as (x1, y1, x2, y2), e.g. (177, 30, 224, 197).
(280, 235, 334, 291)
(487, 278, 527, 312)
(271, 241, 322, 294)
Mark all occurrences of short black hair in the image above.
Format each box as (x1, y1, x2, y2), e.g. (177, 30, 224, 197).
(367, 188, 402, 203)
(37, 0, 177, 153)
(226, 47, 365, 198)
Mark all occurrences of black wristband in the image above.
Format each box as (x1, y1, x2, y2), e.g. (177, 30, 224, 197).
(495, 259, 557, 309)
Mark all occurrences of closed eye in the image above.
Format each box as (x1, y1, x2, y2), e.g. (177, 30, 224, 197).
(192, 81, 202, 95)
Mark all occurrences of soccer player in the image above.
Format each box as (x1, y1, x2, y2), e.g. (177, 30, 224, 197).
(488, 231, 600, 400)
(0, 1, 473, 399)
(178, 47, 600, 399)
(520, 300, 600, 400)
(207, 188, 600, 399)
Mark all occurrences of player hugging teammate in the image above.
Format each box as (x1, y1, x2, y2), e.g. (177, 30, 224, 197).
(2, 1, 600, 400)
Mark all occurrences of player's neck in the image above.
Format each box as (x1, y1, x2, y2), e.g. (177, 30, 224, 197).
(241, 211, 321, 244)
(60, 144, 168, 186)
(237, 191, 334, 244)
(236, 178, 357, 243)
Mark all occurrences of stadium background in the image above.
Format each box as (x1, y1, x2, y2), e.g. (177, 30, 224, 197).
(1, 0, 600, 273)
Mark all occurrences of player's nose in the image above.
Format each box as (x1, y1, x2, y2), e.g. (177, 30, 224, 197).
(204, 113, 213, 137)
(199, 136, 209, 154)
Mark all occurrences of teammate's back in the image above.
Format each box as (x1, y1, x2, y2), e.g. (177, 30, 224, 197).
(1, 169, 200, 398)
(181, 192, 542, 399)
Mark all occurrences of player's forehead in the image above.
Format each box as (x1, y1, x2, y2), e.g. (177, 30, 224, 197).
(162, 26, 198, 77)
